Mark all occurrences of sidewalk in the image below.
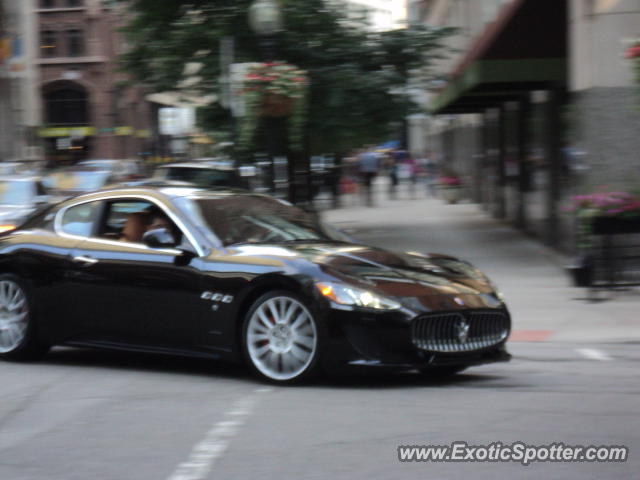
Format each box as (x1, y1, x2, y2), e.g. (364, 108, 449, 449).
(320, 181, 640, 344)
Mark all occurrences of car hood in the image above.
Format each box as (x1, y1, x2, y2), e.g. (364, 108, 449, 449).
(230, 242, 503, 310)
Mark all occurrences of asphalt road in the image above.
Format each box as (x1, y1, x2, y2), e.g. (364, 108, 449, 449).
(1, 194, 638, 479)
(0, 341, 638, 480)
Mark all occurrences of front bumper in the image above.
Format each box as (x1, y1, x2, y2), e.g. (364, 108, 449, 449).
(321, 305, 511, 373)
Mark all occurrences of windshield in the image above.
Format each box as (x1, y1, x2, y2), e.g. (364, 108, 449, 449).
(156, 167, 238, 188)
(0, 181, 35, 205)
(176, 195, 348, 246)
(45, 169, 111, 192)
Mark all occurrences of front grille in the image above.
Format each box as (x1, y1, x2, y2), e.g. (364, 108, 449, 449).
(411, 311, 509, 353)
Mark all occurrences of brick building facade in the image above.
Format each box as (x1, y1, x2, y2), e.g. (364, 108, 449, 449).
(37, 0, 153, 165)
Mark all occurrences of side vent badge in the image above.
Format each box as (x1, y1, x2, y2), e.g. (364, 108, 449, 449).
(202, 291, 234, 305)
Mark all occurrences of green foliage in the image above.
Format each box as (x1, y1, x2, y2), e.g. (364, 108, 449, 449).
(118, 0, 454, 155)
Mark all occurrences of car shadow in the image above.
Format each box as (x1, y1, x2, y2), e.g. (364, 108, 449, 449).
(41, 347, 512, 389)
(42, 347, 250, 381)
(314, 370, 511, 390)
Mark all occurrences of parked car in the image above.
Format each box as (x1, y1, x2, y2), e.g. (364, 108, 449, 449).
(0, 176, 51, 230)
(78, 158, 146, 181)
(150, 160, 246, 189)
(0, 185, 511, 383)
(0, 161, 40, 176)
(43, 165, 115, 199)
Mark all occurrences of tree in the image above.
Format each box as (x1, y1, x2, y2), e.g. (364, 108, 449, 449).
(118, 0, 454, 156)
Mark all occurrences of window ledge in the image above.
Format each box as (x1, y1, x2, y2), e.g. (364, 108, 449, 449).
(38, 56, 106, 65)
(36, 8, 86, 13)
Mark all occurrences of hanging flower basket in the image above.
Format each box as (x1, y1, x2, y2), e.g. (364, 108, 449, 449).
(237, 62, 308, 151)
(260, 92, 295, 118)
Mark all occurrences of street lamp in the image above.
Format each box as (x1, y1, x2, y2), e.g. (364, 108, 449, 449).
(248, 0, 283, 37)
(248, 0, 283, 62)
(248, 0, 286, 197)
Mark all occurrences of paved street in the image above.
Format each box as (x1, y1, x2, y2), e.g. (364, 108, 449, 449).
(0, 342, 637, 479)
(1, 189, 638, 480)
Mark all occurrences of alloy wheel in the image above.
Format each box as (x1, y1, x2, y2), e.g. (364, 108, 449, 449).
(0, 280, 29, 354)
(246, 296, 318, 381)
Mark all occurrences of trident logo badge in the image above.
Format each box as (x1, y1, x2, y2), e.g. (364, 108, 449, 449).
(455, 318, 470, 344)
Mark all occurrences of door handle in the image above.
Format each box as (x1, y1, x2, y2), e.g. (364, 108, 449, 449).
(72, 255, 99, 266)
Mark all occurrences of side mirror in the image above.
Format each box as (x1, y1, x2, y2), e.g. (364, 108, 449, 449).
(142, 228, 177, 249)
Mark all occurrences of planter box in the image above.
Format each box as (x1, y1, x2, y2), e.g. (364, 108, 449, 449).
(591, 216, 640, 235)
(439, 186, 461, 204)
(566, 256, 593, 287)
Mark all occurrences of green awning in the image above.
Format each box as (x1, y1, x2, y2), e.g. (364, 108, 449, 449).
(430, 0, 567, 114)
(431, 58, 567, 113)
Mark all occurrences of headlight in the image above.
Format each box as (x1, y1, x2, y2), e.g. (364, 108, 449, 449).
(488, 280, 505, 301)
(316, 282, 401, 310)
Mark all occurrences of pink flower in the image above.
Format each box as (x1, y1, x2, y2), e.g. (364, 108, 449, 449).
(568, 191, 640, 216)
(625, 45, 640, 59)
(440, 176, 461, 186)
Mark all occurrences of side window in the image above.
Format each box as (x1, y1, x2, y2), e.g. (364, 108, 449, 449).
(100, 200, 153, 242)
(99, 199, 184, 246)
(60, 202, 96, 237)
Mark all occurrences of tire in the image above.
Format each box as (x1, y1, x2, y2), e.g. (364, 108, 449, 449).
(0, 274, 49, 361)
(419, 366, 467, 378)
(242, 291, 323, 384)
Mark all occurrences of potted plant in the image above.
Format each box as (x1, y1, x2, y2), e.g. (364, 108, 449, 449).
(237, 62, 308, 151)
(565, 189, 640, 286)
(567, 190, 640, 234)
(438, 171, 463, 204)
(625, 39, 640, 97)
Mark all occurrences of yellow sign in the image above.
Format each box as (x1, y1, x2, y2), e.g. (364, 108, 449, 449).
(135, 129, 151, 138)
(0, 38, 10, 63)
(38, 127, 97, 138)
(115, 126, 133, 136)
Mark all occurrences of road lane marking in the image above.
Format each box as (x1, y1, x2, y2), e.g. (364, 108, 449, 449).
(577, 348, 613, 361)
(508, 330, 554, 342)
(167, 387, 272, 480)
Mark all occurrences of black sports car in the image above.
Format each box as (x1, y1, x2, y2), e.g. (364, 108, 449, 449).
(0, 186, 511, 383)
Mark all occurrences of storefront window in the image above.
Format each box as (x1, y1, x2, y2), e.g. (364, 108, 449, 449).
(66, 29, 84, 57)
(44, 86, 89, 126)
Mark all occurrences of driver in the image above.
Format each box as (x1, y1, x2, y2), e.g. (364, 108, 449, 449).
(143, 207, 180, 245)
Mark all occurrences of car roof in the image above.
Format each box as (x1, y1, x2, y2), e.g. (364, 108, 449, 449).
(61, 184, 258, 204)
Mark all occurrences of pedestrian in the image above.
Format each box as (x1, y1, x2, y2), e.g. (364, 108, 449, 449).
(420, 150, 439, 197)
(404, 153, 419, 199)
(385, 152, 399, 200)
(393, 149, 417, 199)
(357, 147, 380, 207)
